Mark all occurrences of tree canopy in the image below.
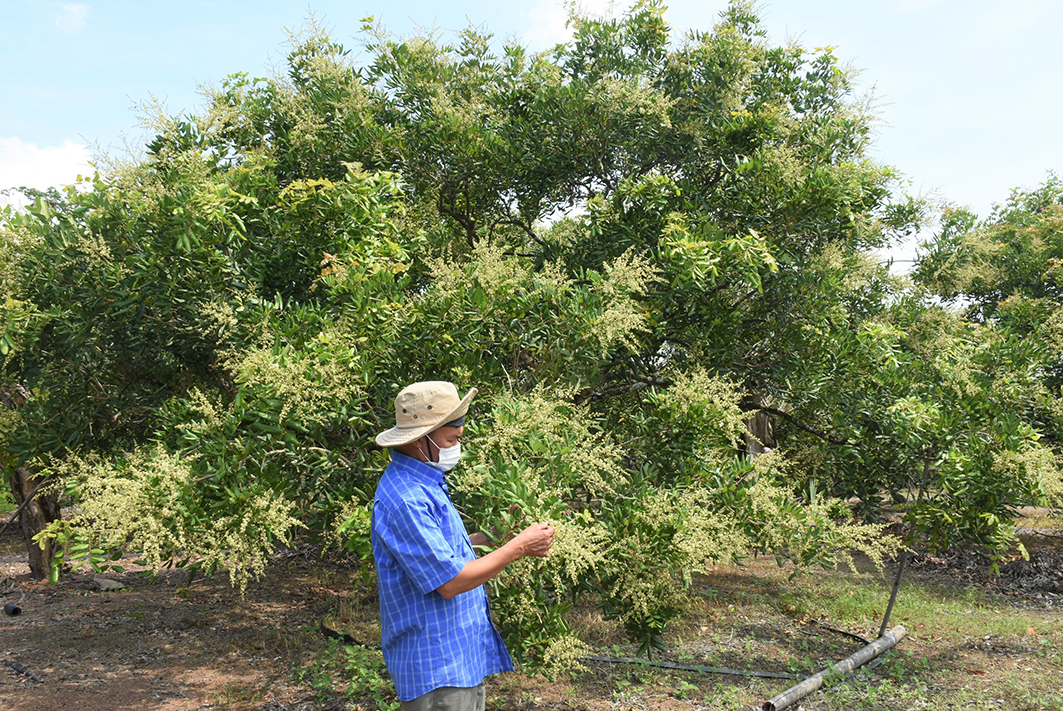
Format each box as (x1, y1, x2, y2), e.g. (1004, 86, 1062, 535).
(2, 0, 1060, 670)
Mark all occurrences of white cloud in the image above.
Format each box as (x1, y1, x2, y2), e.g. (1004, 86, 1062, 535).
(0, 137, 94, 209)
(55, 3, 89, 33)
(521, 0, 621, 51)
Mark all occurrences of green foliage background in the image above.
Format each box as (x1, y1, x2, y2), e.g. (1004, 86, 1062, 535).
(1, 0, 1060, 672)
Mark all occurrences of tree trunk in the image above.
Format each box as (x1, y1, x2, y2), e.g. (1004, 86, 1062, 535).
(6, 465, 60, 580)
(744, 395, 776, 457)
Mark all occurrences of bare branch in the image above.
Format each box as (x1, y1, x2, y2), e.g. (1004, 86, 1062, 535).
(750, 405, 849, 446)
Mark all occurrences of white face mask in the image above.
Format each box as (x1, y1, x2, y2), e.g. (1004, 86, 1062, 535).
(426, 437, 461, 472)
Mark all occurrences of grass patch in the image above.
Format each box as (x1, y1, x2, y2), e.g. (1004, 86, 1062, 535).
(302, 552, 1062, 711)
(530, 557, 1063, 711)
(783, 568, 1062, 643)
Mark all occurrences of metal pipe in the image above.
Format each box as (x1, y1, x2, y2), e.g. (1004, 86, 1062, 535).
(761, 625, 907, 711)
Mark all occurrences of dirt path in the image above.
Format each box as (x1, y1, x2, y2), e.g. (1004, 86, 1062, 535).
(3, 527, 1062, 711)
(1, 540, 346, 711)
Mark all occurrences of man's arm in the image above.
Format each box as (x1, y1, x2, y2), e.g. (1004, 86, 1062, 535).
(437, 523, 554, 599)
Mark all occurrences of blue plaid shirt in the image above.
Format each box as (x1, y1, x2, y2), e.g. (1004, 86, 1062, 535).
(372, 452, 513, 701)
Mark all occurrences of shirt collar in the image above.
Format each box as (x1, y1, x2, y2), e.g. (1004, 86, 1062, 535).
(390, 451, 447, 490)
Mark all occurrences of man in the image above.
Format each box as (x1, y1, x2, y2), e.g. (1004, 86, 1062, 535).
(372, 381, 554, 710)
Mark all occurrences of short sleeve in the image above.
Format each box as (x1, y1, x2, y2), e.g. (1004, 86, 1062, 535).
(374, 499, 467, 595)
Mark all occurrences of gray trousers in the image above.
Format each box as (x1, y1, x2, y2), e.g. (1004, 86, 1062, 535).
(400, 684, 485, 711)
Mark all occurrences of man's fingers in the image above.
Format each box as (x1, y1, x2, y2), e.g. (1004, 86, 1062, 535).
(515, 523, 556, 557)
(540, 524, 555, 554)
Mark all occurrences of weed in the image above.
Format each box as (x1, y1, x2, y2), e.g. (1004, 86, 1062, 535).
(787, 655, 816, 674)
(214, 682, 265, 708)
(877, 650, 930, 682)
(705, 681, 743, 709)
(672, 677, 699, 699)
(820, 678, 931, 710)
(298, 638, 398, 710)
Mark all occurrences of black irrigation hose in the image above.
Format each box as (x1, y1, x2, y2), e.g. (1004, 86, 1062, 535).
(321, 620, 806, 680)
(586, 619, 879, 682)
(320, 622, 381, 649)
(321, 620, 808, 682)
(319, 576, 895, 685)
(320, 618, 881, 682)
(696, 585, 872, 646)
(3, 660, 43, 683)
(807, 621, 889, 674)
(583, 655, 805, 680)
(808, 619, 871, 646)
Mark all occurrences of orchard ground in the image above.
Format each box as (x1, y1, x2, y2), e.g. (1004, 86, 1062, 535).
(1, 514, 1061, 711)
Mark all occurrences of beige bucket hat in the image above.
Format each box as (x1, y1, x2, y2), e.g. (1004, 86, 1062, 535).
(375, 381, 477, 447)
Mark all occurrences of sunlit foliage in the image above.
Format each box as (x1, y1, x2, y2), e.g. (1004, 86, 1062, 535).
(12, 0, 1060, 674)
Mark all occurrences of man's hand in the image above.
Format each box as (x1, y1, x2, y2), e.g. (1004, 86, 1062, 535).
(470, 504, 527, 549)
(514, 523, 554, 558)
(438, 522, 554, 599)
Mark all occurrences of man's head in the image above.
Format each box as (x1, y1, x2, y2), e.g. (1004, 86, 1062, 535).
(395, 423, 464, 467)
(375, 381, 476, 466)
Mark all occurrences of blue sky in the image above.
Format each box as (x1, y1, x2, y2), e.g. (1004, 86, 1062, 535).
(2, 0, 1061, 256)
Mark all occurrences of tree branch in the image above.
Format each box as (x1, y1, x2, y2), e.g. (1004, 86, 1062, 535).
(438, 184, 477, 247)
(573, 370, 672, 405)
(704, 160, 725, 191)
(0, 476, 50, 540)
(491, 215, 545, 247)
(750, 405, 849, 446)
